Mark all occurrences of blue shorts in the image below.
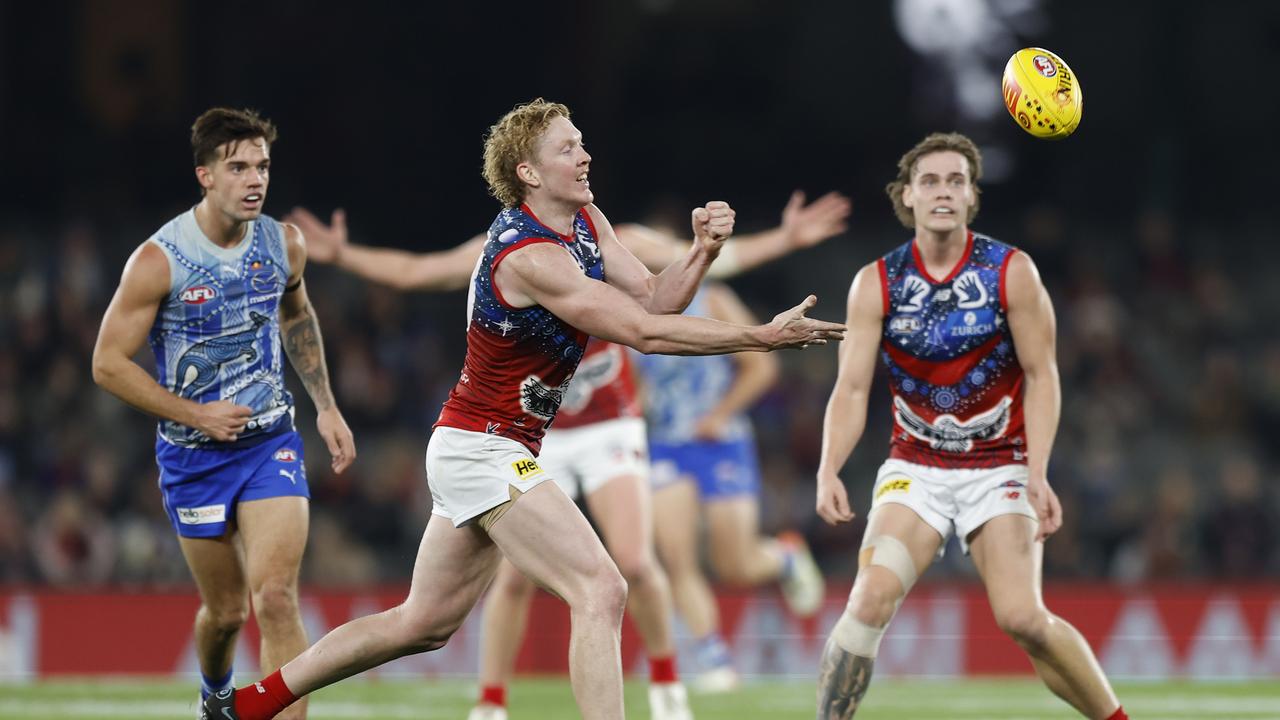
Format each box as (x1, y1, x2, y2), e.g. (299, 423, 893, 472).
(648, 437, 761, 500)
(155, 430, 309, 538)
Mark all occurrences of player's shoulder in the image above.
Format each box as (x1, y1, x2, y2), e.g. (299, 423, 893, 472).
(969, 231, 1023, 265)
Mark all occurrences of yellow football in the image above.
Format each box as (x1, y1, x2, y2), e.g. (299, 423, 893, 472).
(1001, 47, 1083, 140)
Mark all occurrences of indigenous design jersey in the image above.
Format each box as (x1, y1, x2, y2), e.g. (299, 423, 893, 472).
(436, 204, 603, 453)
(635, 287, 752, 445)
(148, 209, 294, 448)
(554, 338, 641, 430)
(878, 232, 1024, 468)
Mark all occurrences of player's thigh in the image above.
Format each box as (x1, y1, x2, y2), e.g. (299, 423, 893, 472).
(487, 481, 618, 603)
(585, 472, 654, 570)
(853, 502, 946, 601)
(703, 496, 760, 567)
(861, 503, 945, 568)
(402, 514, 502, 630)
(490, 556, 537, 598)
(178, 532, 248, 612)
(968, 513, 1044, 614)
(237, 495, 309, 587)
(651, 479, 701, 569)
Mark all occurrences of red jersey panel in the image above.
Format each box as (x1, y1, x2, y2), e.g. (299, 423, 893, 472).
(435, 205, 604, 453)
(553, 339, 641, 430)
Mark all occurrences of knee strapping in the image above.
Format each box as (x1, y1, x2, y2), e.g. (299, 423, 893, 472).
(831, 612, 886, 658)
(861, 534, 918, 594)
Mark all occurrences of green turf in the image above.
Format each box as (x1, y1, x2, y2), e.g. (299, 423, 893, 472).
(1, 677, 1277, 719)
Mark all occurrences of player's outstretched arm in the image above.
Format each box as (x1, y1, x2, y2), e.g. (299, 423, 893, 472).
(615, 190, 851, 278)
(279, 224, 356, 473)
(285, 207, 484, 292)
(1004, 251, 1063, 541)
(815, 262, 883, 526)
(91, 243, 252, 442)
(589, 202, 732, 316)
(691, 283, 781, 440)
(493, 242, 845, 355)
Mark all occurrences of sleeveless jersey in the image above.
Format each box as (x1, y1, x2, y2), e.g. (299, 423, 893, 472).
(553, 338, 641, 430)
(436, 204, 603, 453)
(148, 209, 294, 448)
(878, 232, 1025, 469)
(634, 287, 752, 445)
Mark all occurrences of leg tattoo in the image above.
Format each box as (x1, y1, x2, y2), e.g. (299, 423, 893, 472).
(816, 638, 875, 719)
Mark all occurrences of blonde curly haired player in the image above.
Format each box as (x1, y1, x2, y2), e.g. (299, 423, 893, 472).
(283, 173, 850, 720)
(203, 99, 845, 720)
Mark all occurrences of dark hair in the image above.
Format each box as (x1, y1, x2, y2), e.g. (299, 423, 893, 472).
(190, 107, 278, 167)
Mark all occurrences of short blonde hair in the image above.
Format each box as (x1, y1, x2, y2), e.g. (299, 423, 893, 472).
(885, 132, 983, 228)
(482, 98, 571, 208)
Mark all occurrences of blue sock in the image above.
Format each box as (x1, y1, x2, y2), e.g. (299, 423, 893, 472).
(200, 668, 234, 701)
(695, 633, 732, 671)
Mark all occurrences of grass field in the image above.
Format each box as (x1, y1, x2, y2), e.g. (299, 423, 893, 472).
(1, 677, 1277, 719)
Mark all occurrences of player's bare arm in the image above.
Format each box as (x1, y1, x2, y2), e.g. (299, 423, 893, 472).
(279, 224, 356, 473)
(614, 190, 850, 279)
(1003, 250, 1063, 540)
(92, 242, 253, 442)
(691, 283, 781, 439)
(285, 206, 484, 292)
(493, 242, 844, 355)
(589, 202, 732, 315)
(815, 262, 884, 526)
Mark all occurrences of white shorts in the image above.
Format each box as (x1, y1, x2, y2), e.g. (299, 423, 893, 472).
(869, 458, 1037, 554)
(538, 417, 648, 500)
(426, 426, 554, 527)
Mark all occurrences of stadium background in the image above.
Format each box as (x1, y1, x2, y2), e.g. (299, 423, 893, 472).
(2, 0, 1279, 687)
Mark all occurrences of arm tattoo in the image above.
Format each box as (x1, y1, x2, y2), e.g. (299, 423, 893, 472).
(816, 638, 875, 720)
(281, 304, 336, 411)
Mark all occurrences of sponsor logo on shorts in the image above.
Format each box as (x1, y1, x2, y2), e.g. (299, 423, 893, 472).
(176, 504, 226, 525)
(273, 448, 297, 462)
(1003, 490, 1021, 500)
(511, 458, 544, 479)
(875, 477, 911, 499)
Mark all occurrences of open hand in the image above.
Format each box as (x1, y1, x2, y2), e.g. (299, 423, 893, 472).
(764, 295, 846, 349)
(781, 190, 852, 249)
(285, 207, 349, 265)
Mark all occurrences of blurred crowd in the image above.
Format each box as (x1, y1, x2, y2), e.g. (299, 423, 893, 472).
(1, 205, 1278, 588)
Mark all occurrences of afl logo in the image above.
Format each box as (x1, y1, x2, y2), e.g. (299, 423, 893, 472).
(888, 315, 923, 335)
(180, 286, 217, 304)
(1032, 55, 1057, 78)
(273, 448, 297, 463)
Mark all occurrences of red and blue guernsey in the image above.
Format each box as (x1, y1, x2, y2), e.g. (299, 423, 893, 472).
(436, 204, 604, 453)
(878, 232, 1025, 469)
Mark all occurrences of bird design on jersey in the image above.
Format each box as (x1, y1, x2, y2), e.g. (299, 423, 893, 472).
(175, 312, 270, 398)
(894, 395, 1012, 452)
(520, 374, 573, 420)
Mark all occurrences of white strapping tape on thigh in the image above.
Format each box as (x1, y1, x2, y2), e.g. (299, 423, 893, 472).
(863, 535, 919, 593)
(831, 613, 886, 658)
